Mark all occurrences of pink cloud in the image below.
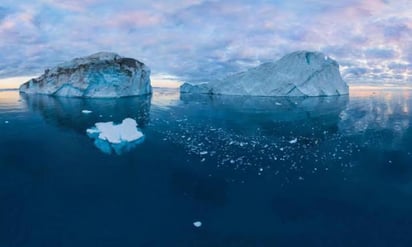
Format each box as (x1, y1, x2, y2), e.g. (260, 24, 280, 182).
(46, 0, 99, 12)
(105, 10, 163, 28)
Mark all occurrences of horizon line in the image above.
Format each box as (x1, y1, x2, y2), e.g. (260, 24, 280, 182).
(1, 75, 412, 91)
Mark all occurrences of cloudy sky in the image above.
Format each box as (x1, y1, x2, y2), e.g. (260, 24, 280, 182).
(0, 0, 411, 86)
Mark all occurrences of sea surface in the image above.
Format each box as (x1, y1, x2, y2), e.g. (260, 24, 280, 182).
(1, 87, 412, 246)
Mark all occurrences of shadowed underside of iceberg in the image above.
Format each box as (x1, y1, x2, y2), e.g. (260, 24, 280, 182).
(181, 51, 349, 97)
(19, 52, 152, 98)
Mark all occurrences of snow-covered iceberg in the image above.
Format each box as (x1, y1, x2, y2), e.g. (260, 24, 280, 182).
(180, 51, 349, 97)
(87, 118, 144, 155)
(20, 52, 152, 98)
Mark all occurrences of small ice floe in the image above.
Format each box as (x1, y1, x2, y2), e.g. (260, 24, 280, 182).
(289, 138, 298, 144)
(86, 118, 144, 155)
(193, 221, 202, 228)
(199, 151, 208, 155)
(275, 102, 282, 106)
(4, 121, 9, 124)
(81, 110, 93, 114)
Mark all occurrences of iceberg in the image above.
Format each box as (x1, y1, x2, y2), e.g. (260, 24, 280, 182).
(19, 52, 152, 98)
(87, 118, 144, 155)
(180, 51, 349, 97)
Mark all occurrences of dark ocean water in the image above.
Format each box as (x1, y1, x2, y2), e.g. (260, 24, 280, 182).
(1, 88, 412, 246)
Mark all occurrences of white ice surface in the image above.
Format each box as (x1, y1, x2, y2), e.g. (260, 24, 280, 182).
(193, 221, 202, 227)
(92, 118, 143, 143)
(86, 118, 144, 154)
(289, 138, 298, 144)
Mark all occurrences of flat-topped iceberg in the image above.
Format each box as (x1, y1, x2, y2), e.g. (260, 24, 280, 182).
(19, 52, 151, 98)
(87, 118, 144, 155)
(181, 51, 349, 97)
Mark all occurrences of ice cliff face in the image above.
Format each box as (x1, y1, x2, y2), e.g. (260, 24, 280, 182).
(19, 52, 151, 98)
(181, 51, 349, 97)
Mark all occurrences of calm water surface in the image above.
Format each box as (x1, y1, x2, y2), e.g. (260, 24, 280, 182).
(1, 88, 412, 246)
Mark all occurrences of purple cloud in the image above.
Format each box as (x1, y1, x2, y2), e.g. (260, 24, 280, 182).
(365, 49, 397, 59)
(0, 0, 411, 85)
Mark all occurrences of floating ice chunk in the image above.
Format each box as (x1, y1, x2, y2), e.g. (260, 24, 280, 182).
(289, 138, 298, 144)
(82, 110, 93, 114)
(275, 102, 282, 106)
(200, 151, 208, 155)
(193, 221, 202, 227)
(95, 118, 143, 143)
(4, 121, 9, 124)
(86, 118, 144, 155)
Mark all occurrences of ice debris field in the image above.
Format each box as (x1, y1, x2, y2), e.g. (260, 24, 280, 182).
(148, 107, 364, 185)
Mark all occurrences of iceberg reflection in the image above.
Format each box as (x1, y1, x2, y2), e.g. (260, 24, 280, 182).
(180, 93, 349, 136)
(21, 93, 151, 154)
